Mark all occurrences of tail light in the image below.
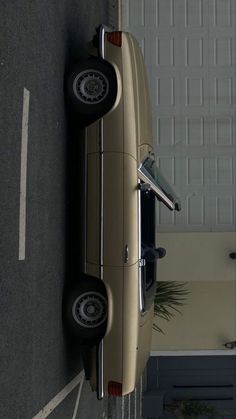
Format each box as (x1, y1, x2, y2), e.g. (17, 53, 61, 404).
(107, 31, 122, 47)
(108, 381, 123, 396)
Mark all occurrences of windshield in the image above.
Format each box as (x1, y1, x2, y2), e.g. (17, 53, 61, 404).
(139, 156, 181, 211)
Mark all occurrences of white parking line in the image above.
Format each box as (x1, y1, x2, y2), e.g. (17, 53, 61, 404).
(19, 87, 30, 261)
(32, 370, 85, 419)
(71, 373, 85, 419)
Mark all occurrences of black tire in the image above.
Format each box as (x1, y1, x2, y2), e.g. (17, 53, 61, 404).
(63, 276, 108, 345)
(66, 57, 117, 125)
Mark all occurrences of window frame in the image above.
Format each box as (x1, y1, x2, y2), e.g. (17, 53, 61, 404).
(138, 156, 181, 211)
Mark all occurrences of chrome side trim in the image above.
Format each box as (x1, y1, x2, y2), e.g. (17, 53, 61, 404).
(96, 340, 104, 400)
(138, 181, 141, 262)
(96, 24, 111, 401)
(99, 118, 104, 276)
(96, 22, 118, 401)
(138, 169, 175, 211)
(97, 117, 104, 401)
(84, 130, 88, 274)
(138, 180, 145, 313)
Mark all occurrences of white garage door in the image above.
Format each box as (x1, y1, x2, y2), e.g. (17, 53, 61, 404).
(122, 0, 236, 232)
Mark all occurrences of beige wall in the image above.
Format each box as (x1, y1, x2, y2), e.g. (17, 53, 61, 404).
(152, 232, 236, 351)
(152, 280, 236, 351)
(156, 232, 236, 282)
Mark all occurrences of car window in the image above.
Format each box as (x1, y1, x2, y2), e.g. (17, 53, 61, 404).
(140, 190, 157, 311)
(139, 156, 181, 312)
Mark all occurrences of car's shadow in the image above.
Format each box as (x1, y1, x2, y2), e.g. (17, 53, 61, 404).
(62, 22, 87, 371)
(63, 107, 96, 380)
(62, 21, 100, 381)
(63, 79, 98, 382)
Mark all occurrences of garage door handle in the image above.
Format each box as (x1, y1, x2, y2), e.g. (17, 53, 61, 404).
(229, 252, 236, 259)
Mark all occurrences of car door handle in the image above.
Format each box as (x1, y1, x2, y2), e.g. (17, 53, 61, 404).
(124, 245, 129, 263)
(229, 252, 236, 259)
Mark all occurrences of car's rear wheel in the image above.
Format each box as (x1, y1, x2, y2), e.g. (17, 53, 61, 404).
(63, 276, 108, 345)
(66, 57, 117, 125)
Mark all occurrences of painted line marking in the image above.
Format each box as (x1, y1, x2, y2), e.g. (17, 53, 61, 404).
(32, 370, 85, 419)
(19, 88, 30, 261)
(71, 373, 85, 419)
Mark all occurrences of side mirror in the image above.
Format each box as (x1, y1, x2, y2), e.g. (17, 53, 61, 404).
(142, 246, 166, 262)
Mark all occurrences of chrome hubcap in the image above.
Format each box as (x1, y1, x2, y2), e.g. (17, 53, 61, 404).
(73, 69, 109, 104)
(72, 292, 107, 328)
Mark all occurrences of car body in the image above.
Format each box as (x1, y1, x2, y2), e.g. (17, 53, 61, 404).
(64, 25, 181, 399)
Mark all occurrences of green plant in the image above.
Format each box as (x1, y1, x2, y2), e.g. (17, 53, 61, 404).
(153, 281, 189, 333)
(165, 399, 224, 419)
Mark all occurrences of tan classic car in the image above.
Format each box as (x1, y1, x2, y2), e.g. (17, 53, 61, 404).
(64, 25, 181, 399)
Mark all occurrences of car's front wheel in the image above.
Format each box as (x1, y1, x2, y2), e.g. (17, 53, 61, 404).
(63, 276, 108, 345)
(66, 58, 117, 125)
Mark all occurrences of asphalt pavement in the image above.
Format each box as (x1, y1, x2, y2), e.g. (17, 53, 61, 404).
(0, 1, 110, 417)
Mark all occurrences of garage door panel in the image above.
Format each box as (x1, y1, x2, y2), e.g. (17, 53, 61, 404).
(156, 37, 175, 67)
(186, 116, 205, 145)
(216, 196, 234, 225)
(158, 203, 175, 227)
(209, 75, 234, 108)
(156, 0, 175, 28)
(155, 116, 206, 146)
(185, 38, 204, 67)
(126, 0, 145, 27)
(213, 116, 234, 146)
(209, 0, 234, 28)
(209, 117, 236, 148)
(156, 117, 175, 146)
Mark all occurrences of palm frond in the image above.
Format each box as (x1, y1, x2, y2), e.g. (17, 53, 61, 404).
(153, 281, 190, 334)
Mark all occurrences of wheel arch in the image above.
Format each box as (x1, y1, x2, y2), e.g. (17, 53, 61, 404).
(66, 57, 119, 126)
